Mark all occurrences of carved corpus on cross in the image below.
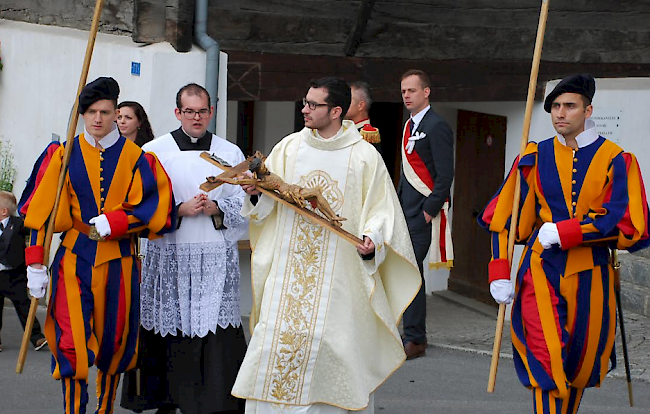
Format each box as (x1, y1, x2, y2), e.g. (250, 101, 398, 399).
(199, 151, 363, 246)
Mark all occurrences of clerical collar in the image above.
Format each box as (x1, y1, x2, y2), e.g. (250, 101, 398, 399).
(180, 127, 209, 144)
(84, 123, 120, 149)
(410, 105, 431, 131)
(171, 127, 212, 151)
(557, 119, 598, 148)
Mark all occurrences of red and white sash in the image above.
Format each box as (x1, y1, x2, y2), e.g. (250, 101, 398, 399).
(401, 120, 454, 269)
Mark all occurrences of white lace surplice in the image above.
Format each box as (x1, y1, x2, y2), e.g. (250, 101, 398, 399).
(140, 134, 248, 337)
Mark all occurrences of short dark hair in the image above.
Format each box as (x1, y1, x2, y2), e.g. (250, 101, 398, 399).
(176, 83, 211, 109)
(309, 77, 351, 120)
(349, 81, 373, 108)
(118, 101, 155, 147)
(401, 69, 431, 89)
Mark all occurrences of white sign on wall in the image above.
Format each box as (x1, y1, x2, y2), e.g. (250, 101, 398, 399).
(592, 108, 623, 144)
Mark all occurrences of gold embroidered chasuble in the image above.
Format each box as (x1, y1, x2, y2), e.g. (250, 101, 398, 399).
(232, 121, 421, 410)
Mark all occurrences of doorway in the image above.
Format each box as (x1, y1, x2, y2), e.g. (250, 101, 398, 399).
(448, 110, 507, 305)
(369, 102, 405, 185)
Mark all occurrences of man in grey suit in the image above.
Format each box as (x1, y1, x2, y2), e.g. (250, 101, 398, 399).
(397, 70, 454, 359)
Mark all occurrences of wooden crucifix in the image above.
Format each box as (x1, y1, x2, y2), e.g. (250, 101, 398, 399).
(200, 151, 363, 246)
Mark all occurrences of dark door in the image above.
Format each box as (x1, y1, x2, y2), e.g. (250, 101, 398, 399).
(369, 102, 405, 185)
(448, 110, 507, 306)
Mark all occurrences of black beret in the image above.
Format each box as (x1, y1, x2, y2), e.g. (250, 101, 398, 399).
(544, 74, 595, 113)
(78, 77, 120, 114)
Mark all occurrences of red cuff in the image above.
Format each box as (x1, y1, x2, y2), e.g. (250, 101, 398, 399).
(25, 245, 44, 266)
(105, 211, 129, 239)
(488, 258, 511, 283)
(557, 218, 583, 250)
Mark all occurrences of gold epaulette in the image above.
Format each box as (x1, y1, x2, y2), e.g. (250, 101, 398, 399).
(360, 124, 381, 144)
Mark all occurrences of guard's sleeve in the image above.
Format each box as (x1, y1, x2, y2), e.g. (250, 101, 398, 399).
(22, 143, 70, 266)
(18, 141, 62, 217)
(555, 152, 650, 251)
(478, 143, 538, 283)
(104, 152, 176, 240)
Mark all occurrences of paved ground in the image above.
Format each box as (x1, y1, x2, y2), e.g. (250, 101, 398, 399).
(427, 291, 650, 384)
(1, 292, 649, 413)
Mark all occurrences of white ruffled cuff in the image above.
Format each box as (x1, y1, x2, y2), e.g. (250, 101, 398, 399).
(241, 194, 275, 223)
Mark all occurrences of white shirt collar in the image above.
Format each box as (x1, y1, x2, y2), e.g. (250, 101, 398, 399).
(557, 119, 598, 149)
(84, 123, 121, 149)
(410, 105, 431, 131)
(0, 216, 9, 229)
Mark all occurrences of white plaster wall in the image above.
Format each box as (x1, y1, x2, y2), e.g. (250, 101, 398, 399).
(253, 101, 297, 155)
(0, 20, 228, 200)
(553, 78, 650, 186)
(226, 101, 239, 144)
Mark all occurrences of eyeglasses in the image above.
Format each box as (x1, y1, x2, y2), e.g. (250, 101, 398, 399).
(302, 98, 329, 111)
(181, 109, 211, 119)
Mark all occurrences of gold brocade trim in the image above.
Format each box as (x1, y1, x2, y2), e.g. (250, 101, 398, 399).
(262, 171, 340, 404)
(263, 215, 328, 404)
(361, 129, 381, 144)
(429, 260, 454, 270)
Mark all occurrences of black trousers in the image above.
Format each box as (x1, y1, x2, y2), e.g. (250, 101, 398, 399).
(402, 217, 432, 345)
(0, 269, 45, 346)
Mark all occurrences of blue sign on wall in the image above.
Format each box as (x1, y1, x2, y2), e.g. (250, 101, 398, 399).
(131, 62, 141, 76)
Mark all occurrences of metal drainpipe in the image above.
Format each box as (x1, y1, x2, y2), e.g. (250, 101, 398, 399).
(195, 0, 219, 134)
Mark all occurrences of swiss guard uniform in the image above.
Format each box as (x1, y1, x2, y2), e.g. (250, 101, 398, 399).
(20, 78, 175, 414)
(478, 74, 650, 414)
(354, 119, 381, 153)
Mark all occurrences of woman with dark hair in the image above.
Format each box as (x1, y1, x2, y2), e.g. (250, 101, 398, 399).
(118, 101, 154, 147)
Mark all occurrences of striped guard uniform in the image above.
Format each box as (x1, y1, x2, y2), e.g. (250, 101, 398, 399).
(19, 132, 175, 414)
(478, 131, 649, 414)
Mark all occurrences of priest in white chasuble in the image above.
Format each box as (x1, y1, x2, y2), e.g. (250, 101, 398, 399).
(232, 78, 421, 414)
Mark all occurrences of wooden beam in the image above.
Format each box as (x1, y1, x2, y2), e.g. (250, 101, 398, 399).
(133, 0, 166, 43)
(225, 50, 650, 102)
(344, 0, 377, 57)
(165, 0, 194, 53)
(204, 6, 650, 63)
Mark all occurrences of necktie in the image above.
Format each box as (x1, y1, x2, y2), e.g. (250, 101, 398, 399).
(409, 119, 415, 135)
(0, 222, 4, 231)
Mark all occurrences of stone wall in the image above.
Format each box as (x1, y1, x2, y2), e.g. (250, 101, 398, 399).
(0, 0, 133, 35)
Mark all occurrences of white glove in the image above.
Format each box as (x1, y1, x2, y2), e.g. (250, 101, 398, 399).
(490, 279, 515, 304)
(538, 222, 561, 249)
(89, 214, 112, 238)
(27, 265, 49, 299)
